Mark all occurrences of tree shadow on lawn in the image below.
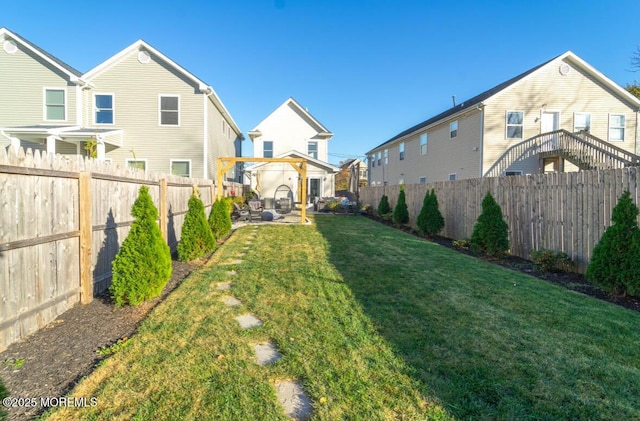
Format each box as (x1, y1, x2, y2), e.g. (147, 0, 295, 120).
(312, 215, 640, 420)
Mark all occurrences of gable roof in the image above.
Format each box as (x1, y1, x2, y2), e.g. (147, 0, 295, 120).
(246, 149, 339, 172)
(369, 51, 640, 153)
(249, 97, 333, 140)
(83, 39, 242, 137)
(0, 27, 83, 80)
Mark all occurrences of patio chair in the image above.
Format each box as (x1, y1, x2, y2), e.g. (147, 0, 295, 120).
(248, 200, 263, 222)
(232, 202, 250, 222)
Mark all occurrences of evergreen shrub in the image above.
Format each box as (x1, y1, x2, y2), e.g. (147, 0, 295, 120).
(586, 191, 640, 296)
(110, 186, 172, 306)
(470, 192, 510, 257)
(393, 186, 410, 224)
(178, 190, 216, 262)
(209, 197, 233, 240)
(530, 249, 571, 272)
(416, 189, 444, 236)
(378, 195, 391, 219)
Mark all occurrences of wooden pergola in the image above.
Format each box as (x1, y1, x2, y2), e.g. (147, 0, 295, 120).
(217, 157, 308, 224)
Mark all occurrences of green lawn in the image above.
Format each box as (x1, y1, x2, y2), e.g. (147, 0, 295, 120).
(45, 215, 640, 420)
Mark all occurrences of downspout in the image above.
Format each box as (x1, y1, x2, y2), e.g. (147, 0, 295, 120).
(478, 103, 485, 177)
(203, 92, 209, 179)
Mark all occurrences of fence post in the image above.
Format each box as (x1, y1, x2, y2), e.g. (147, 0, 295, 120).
(159, 178, 168, 243)
(79, 172, 93, 304)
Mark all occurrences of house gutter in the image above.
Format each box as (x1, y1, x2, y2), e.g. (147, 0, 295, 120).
(478, 104, 485, 177)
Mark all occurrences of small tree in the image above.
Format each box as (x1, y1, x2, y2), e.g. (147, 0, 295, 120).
(178, 190, 216, 262)
(377, 194, 391, 217)
(393, 185, 409, 224)
(470, 192, 509, 257)
(111, 186, 172, 306)
(417, 189, 444, 236)
(586, 191, 640, 296)
(209, 197, 232, 240)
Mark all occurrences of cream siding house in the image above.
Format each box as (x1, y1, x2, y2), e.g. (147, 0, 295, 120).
(367, 51, 640, 186)
(0, 28, 86, 154)
(0, 28, 242, 181)
(247, 98, 338, 205)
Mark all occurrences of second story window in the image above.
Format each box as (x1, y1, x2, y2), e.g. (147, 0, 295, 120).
(450, 121, 458, 139)
(399, 142, 405, 160)
(159, 95, 179, 126)
(371, 154, 375, 168)
(420, 133, 427, 155)
(95, 94, 114, 124)
(263, 141, 273, 158)
(609, 114, 625, 141)
(308, 141, 318, 159)
(377, 151, 381, 166)
(506, 111, 524, 139)
(384, 149, 388, 165)
(45, 88, 65, 121)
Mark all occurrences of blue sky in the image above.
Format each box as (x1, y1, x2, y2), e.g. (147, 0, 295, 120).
(3, 0, 639, 165)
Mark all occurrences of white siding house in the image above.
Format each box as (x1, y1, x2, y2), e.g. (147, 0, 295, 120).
(247, 98, 338, 205)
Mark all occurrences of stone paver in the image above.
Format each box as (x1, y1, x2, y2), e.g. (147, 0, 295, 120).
(222, 296, 241, 307)
(217, 282, 232, 291)
(253, 342, 281, 366)
(275, 381, 312, 420)
(235, 314, 263, 329)
(221, 259, 244, 266)
(226, 270, 237, 276)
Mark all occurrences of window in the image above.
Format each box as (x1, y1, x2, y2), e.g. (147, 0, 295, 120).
(448, 173, 457, 181)
(94, 94, 114, 124)
(574, 113, 591, 132)
(419, 176, 427, 184)
(384, 149, 388, 165)
(377, 151, 381, 166)
(609, 114, 625, 141)
(399, 142, 405, 160)
(371, 155, 375, 168)
(505, 170, 523, 176)
(450, 121, 458, 139)
(222, 120, 226, 134)
(263, 141, 273, 158)
(420, 133, 427, 155)
(170, 160, 191, 177)
(506, 111, 524, 139)
(159, 95, 179, 126)
(45, 89, 65, 120)
(308, 141, 318, 159)
(127, 159, 147, 171)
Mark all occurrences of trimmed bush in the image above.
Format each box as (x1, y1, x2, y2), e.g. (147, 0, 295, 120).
(209, 198, 232, 240)
(377, 195, 391, 219)
(0, 378, 8, 419)
(416, 188, 444, 236)
(178, 191, 216, 262)
(111, 186, 172, 306)
(531, 249, 572, 272)
(470, 192, 510, 257)
(586, 191, 640, 296)
(393, 186, 410, 224)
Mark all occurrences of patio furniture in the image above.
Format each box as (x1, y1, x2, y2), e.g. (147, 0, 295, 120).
(248, 200, 264, 222)
(232, 203, 250, 222)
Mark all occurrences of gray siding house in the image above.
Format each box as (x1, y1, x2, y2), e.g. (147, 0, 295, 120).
(367, 51, 640, 186)
(0, 27, 242, 181)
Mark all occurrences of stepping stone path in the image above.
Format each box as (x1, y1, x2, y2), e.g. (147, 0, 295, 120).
(235, 314, 263, 330)
(222, 296, 241, 307)
(253, 342, 281, 366)
(217, 282, 232, 291)
(275, 381, 313, 420)
(225, 270, 237, 276)
(221, 259, 244, 266)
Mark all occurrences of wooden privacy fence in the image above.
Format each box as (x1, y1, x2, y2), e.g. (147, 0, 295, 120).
(359, 167, 640, 275)
(0, 147, 242, 352)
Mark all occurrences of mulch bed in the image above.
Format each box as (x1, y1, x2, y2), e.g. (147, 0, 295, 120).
(369, 215, 640, 313)
(0, 257, 199, 421)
